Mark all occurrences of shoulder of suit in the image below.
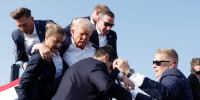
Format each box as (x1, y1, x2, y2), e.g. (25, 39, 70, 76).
(12, 29, 22, 35)
(188, 73, 196, 79)
(162, 68, 185, 78)
(108, 30, 117, 36)
(12, 29, 23, 39)
(91, 42, 99, 49)
(34, 20, 55, 25)
(34, 19, 54, 23)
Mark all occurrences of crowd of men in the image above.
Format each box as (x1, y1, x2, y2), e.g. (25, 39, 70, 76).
(10, 4, 199, 100)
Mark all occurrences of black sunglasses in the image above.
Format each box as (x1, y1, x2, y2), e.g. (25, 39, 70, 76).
(153, 60, 171, 66)
(192, 69, 200, 75)
(195, 71, 200, 75)
(101, 18, 114, 27)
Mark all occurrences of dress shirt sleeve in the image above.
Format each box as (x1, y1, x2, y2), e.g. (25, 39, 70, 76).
(129, 73, 145, 87)
(130, 90, 138, 99)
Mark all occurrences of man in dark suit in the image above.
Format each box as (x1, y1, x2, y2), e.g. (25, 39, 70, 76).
(52, 45, 132, 100)
(15, 22, 68, 100)
(89, 10, 117, 52)
(129, 48, 193, 100)
(188, 58, 200, 100)
(10, 7, 54, 69)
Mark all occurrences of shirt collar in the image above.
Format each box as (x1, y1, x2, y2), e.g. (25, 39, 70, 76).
(52, 52, 60, 56)
(32, 24, 37, 35)
(96, 24, 102, 35)
(90, 16, 95, 24)
(71, 37, 77, 47)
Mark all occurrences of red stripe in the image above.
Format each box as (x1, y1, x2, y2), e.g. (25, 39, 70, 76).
(0, 78, 20, 92)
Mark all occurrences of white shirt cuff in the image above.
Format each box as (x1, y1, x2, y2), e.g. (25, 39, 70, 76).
(16, 61, 24, 67)
(130, 90, 138, 99)
(129, 73, 145, 87)
(31, 44, 37, 54)
(117, 72, 123, 81)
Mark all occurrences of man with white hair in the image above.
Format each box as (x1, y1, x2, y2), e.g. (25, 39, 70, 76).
(62, 17, 96, 67)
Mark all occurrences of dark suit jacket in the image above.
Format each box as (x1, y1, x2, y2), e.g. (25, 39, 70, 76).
(12, 20, 53, 64)
(52, 57, 132, 100)
(188, 73, 200, 100)
(89, 30, 117, 53)
(136, 68, 193, 100)
(15, 52, 68, 100)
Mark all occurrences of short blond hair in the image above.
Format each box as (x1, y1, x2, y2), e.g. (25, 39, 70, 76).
(190, 58, 200, 72)
(155, 48, 178, 64)
(45, 22, 65, 37)
(93, 4, 110, 13)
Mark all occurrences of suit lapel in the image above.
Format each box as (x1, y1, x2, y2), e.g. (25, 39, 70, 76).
(18, 31, 25, 47)
(34, 21, 45, 42)
(90, 30, 99, 46)
(106, 31, 112, 45)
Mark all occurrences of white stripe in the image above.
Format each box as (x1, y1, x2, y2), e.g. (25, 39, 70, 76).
(0, 86, 18, 100)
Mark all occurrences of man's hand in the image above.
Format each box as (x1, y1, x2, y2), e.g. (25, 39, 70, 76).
(121, 75, 135, 90)
(23, 63, 28, 70)
(35, 43, 52, 62)
(113, 58, 130, 75)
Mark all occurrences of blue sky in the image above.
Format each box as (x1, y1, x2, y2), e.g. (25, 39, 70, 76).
(0, 0, 200, 85)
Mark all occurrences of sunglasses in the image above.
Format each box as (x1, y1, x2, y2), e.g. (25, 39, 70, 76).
(153, 60, 171, 66)
(195, 71, 200, 75)
(192, 69, 200, 75)
(101, 18, 114, 27)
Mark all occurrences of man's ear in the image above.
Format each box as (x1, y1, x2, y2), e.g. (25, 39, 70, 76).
(45, 35, 48, 40)
(95, 10, 99, 16)
(101, 54, 109, 62)
(105, 54, 109, 62)
(71, 29, 74, 35)
(31, 16, 34, 21)
(97, 17, 101, 23)
(169, 61, 177, 68)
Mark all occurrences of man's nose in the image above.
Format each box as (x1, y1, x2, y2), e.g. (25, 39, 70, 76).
(106, 26, 112, 30)
(82, 35, 88, 40)
(152, 64, 156, 68)
(20, 27, 25, 32)
(57, 42, 62, 47)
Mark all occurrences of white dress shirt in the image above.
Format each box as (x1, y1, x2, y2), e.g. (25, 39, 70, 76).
(52, 52, 63, 79)
(24, 24, 40, 57)
(129, 73, 145, 99)
(24, 24, 40, 58)
(96, 25, 107, 47)
(21, 24, 40, 68)
(63, 38, 96, 67)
